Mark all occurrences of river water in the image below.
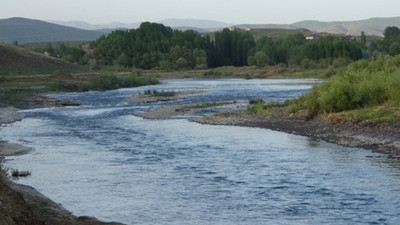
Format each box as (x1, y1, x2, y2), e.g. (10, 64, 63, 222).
(2, 79, 400, 225)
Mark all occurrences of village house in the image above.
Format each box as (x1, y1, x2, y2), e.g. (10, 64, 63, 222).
(306, 34, 319, 40)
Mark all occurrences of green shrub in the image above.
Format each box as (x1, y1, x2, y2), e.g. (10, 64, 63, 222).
(0, 164, 10, 178)
(249, 102, 265, 114)
(291, 55, 400, 115)
(249, 98, 265, 105)
(90, 72, 159, 90)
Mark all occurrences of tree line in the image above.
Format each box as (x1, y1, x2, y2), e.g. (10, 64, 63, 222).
(34, 23, 400, 70)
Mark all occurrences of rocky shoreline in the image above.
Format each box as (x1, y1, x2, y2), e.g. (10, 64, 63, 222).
(194, 110, 400, 158)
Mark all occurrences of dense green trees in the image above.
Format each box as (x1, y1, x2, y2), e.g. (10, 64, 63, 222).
(30, 22, 399, 71)
(247, 33, 362, 68)
(92, 22, 364, 70)
(212, 28, 255, 67)
(367, 26, 400, 56)
(93, 22, 208, 70)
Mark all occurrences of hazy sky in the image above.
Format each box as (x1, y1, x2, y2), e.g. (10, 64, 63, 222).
(2, 0, 400, 24)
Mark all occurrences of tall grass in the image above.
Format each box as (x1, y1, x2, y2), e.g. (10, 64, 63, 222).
(292, 55, 400, 116)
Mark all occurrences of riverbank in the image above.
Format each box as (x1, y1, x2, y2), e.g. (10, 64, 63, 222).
(194, 110, 400, 158)
(0, 107, 125, 225)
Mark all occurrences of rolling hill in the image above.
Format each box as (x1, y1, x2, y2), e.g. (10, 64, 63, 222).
(1, 16, 400, 45)
(0, 42, 80, 75)
(236, 17, 400, 36)
(50, 20, 140, 30)
(0, 17, 107, 44)
(159, 18, 231, 29)
(292, 17, 400, 36)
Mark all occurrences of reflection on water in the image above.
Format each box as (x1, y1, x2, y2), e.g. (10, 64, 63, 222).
(2, 79, 400, 225)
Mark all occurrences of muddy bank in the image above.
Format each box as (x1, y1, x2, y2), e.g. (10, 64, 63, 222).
(194, 110, 400, 158)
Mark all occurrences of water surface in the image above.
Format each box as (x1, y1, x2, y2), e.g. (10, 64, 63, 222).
(2, 79, 400, 225)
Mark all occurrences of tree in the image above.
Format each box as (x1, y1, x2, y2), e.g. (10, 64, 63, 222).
(116, 53, 131, 67)
(254, 51, 268, 67)
(389, 42, 400, 56)
(175, 57, 188, 69)
(360, 31, 367, 49)
(384, 27, 400, 40)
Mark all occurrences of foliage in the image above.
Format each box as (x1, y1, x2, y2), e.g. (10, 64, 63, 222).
(93, 23, 209, 70)
(248, 34, 362, 68)
(249, 98, 265, 105)
(290, 55, 400, 117)
(90, 72, 159, 90)
(248, 101, 286, 115)
(0, 164, 10, 179)
(33, 43, 87, 65)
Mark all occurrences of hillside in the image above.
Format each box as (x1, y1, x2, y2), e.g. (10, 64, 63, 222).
(159, 18, 231, 29)
(0, 17, 106, 44)
(249, 28, 312, 40)
(292, 17, 400, 36)
(0, 42, 80, 75)
(50, 20, 140, 30)
(235, 17, 400, 36)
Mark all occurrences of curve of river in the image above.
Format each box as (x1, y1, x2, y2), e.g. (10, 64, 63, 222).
(2, 79, 400, 225)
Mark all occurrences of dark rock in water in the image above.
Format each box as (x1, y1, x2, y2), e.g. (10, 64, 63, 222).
(11, 170, 31, 177)
(57, 100, 80, 107)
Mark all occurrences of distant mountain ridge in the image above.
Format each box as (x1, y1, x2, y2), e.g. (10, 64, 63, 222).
(50, 17, 400, 36)
(291, 17, 400, 36)
(1, 16, 400, 44)
(159, 18, 231, 29)
(237, 17, 400, 36)
(0, 17, 106, 44)
(50, 18, 230, 31)
(50, 20, 141, 30)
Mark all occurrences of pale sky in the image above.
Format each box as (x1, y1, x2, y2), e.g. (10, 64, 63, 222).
(1, 0, 400, 24)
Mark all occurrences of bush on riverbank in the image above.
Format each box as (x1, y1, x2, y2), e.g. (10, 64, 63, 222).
(248, 55, 400, 122)
(89, 71, 159, 91)
(285, 55, 400, 120)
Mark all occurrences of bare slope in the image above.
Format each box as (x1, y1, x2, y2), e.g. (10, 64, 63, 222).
(0, 42, 80, 75)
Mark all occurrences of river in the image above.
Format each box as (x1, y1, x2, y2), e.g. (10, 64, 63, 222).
(2, 79, 400, 225)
